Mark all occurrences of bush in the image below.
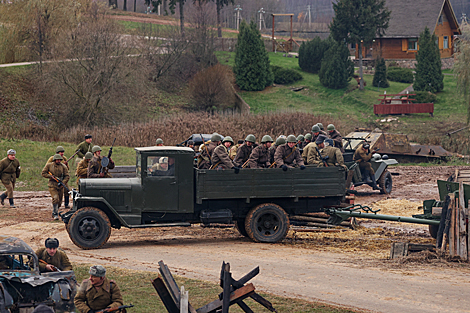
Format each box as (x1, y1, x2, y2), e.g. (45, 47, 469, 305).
(189, 64, 236, 112)
(414, 27, 444, 93)
(271, 66, 302, 84)
(319, 41, 354, 89)
(234, 21, 273, 91)
(412, 91, 437, 104)
(387, 67, 414, 83)
(298, 37, 332, 74)
(373, 57, 389, 88)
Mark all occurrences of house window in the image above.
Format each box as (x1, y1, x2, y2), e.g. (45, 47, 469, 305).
(438, 15, 443, 24)
(408, 39, 418, 50)
(444, 36, 449, 49)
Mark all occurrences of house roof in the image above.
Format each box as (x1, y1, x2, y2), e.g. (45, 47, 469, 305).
(382, 0, 460, 38)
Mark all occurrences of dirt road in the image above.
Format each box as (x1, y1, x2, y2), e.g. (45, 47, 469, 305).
(1, 166, 470, 313)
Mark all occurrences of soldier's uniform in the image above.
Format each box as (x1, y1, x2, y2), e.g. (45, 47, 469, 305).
(198, 141, 219, 169)
(248, 145, 271, 169)
(328, 129, 344, 152)
(274, 144, 304, 168)
(321, 145, 347, 169)
(353, 144, 374, 174)
(0, 153, 20, 206)
(229, 143, 241, 160)
(212, 145, 235, 169)
(76, 141, 92, 159)
(88, 155, 115, 178)
(302, 142, 322, 166)
(268, 145, 277, 165)
(35, 247, 73, 272)
(47, 147, 70, 207)
(42, 158, 69, 218)
(75, 159, 90, 185)
(74, 277, 123, 313)
(46, 155, 69, 169)
(233, 144, 255, 167)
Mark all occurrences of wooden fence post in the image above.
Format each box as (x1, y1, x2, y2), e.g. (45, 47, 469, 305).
(180, 286, 188, 313)
(448, 193, 456, 255)
(458, 183, 468, 260)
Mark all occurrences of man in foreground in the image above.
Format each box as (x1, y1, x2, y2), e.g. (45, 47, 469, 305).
(35, 238, 73, 272)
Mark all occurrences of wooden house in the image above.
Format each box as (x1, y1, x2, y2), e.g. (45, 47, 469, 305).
(357, 0, 461, 60)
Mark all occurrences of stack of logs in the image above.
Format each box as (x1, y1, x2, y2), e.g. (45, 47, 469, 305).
(290, 212, 356, 233)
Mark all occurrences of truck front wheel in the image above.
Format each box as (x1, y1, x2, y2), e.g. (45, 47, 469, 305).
(67, 207, 112, 249)
(245, 203, 289, 243)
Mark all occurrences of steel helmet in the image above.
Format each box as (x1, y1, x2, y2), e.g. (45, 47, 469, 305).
(84, 152, 93, 160)
(222, 136, 234, 145)
(327, 124, 335, 131)
(261, 135, 273, 143)
(317, 123, 324, 130)
(304, 133, 312, 141)
(159, 157, 168, 164)
(53, 154, 63, 160)
(311, 125, 320, 132)
(286, 135, 297, 143)
(7, 149, 16, 155)
(92, 145, 102, 153)
(245, 134, 256, 143)
(373, 153, 381, 161)
(56, 146, 65, 153)
(296, 134, 305, 142)
(275, 136, 286, 145)
(155, 138, 164, 145)
(211, 133, 222, 142)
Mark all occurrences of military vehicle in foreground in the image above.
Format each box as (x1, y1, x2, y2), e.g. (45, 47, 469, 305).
(62, 146, 346, 249)
(0, 236, 77, 313)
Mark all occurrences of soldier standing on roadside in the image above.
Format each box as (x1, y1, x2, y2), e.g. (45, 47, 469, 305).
(274, 135, 306, 170)
(75, 152, 93, 185)
(42, 154, 70, 220)
(47, 146, 70, 208)
(233, 134, 257, 167)
(88, 146, 115, 178)
(198, 133, 222, 169)
(0, 149, 21, 208)
(327, 124, 344, 152)
(74, 265, 124, 313)
(248, 135, 273, 169)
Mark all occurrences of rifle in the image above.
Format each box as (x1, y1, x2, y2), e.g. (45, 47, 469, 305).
(96, 304, 134, 313)
(101, 138, 116, 174)
(67, 150, 81, 161)
(39, 259, 60, 272)
(48, 172, 70, 193)
(315, 147, 328, 167)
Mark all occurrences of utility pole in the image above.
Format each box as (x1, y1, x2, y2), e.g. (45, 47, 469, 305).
(307, 4, 311, 27)
(258, 7, 265, 30)
(235, 5, 242, 30)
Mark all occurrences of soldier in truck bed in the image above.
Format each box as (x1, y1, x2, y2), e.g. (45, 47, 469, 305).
(327, 124, 344, 152)
(248, 135, 273, 169)
(233, 134, 257, 167)
(211, 136, 236, 170)
(75, 152, 93, 185)
(321, 139, 347, 169)
(88, 145, 115, 178)
(269, 136, 286, 164)
(274, 135, 305, 170)
(198, 133, 222, 169)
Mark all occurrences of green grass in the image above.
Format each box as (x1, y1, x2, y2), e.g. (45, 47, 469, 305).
(73, 264, 360, 313)
(0, 139, 136, 191)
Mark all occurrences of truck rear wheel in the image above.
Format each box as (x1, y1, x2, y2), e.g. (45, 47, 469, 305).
(68, 207, 111, 249)
(379, 170, 392, 194)
(245, 203, 289, 243)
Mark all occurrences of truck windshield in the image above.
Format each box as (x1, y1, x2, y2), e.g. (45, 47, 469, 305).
(147, 156, 175, 177)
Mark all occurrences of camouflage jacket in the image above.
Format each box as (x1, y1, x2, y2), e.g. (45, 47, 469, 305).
(247, 144, 270, 169)
(41, 162, 70, 188)
(88, 155, 115, 178)
(35, 247, 73, 272)
(0, 157, 20, 184)
(212, 145, 234, 169)
(74, 277, 123, 313)
(274, 144, 304, 168)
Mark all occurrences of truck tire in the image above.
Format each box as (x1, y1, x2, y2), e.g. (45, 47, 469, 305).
(67, 207, 111, 249)
(429, 224, 439, 239)
(379, 170, 392, 194)
(235, 219, 249, 237)
(245, 203, 289, 243)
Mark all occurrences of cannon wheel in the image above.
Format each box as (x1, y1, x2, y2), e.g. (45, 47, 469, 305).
(379, 170, 393, 194)
(68, 207, 111, 249)
(245, 203, 289, 243)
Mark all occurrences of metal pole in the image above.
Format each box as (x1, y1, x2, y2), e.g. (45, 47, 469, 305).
(272, 14, 275, 52)
(307, 5, 311, 26)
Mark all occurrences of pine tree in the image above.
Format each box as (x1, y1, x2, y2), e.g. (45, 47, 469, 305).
(372, 57, 389, 88)
(234, 21, 273, 91)
(298, 37, 332, 74)
(319, 41, 354, 89)
(414, 27, 444, 93)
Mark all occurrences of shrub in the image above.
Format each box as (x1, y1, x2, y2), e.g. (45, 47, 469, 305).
(234, 21, 273, 91)
(298, 37, 332, 74)
(373, 57, 389, 88)
(271, 66, 303, 84)
(319, 41, 354, 89)
(412, 91, 437, 104)
(189, 64, 236, 112)
(387, 67, 414, 83)
(414, 27, 444, 93)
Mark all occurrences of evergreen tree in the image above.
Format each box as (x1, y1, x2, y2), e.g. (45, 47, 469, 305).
(319, 41, 354, 89)
(414, 27, 444, 93)
(329, 0, 390, 90)
(234, 21, 273, 91)
(372, 57, 389, 88)
(298, 37, 332, 74)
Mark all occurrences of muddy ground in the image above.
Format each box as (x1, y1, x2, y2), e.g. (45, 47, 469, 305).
(1, 165, 469, 313)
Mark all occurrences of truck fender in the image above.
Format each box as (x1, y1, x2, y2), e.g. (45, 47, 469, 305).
(75, 197, 130, 228)
(374, 159, 398, 180)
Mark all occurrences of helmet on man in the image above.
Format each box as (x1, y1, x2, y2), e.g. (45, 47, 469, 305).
(245, 134, 256, 143)
(286, 135, 297, 143)
(311, 125, 320, 132)
(92, 145, 102, 153)
(327, 124, 335, 131)
(261, 135, 273, 143)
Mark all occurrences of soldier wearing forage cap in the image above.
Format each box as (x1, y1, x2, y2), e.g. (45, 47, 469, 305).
(302, 134, 327, 166)
(0, 149, 21, 208)
(47, 146, 70, 208)
(42, 154, 70, 220)
(35, 238, 72, 273)
(74, 265, 124, 313)
(76, 134, 93, 159)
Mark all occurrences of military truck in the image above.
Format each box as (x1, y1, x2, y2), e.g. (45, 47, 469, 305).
(62, 146, 346, 249)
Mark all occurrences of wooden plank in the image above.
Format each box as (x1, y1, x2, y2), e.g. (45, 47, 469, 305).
(196, 284, 255, 313)
(449, 194, 457, 257)
(159, 261, 181, 307)
(249, 293, 277, 312)
(458, 183, 468, 260)
(180, 286, 188, 313)
(222, 263, 231, 313)
(236, 301, 254, 313)
(152, 276, 179, 313)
